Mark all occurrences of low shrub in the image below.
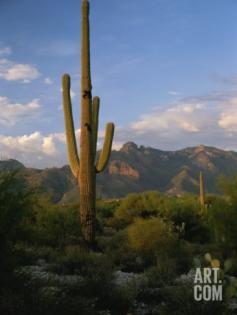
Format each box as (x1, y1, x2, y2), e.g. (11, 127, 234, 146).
(165, 195, 211, 243)
(127, 217, 177, 266)
(0, 171, 35, 286)
(111, 191, 165, 228)
(32, 205, 81, 247)
(207, 200, 237, 252)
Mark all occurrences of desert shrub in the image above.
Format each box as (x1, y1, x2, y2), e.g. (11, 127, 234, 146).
(145, 257, 177, 288)
(96, 199, 119, 222)
(166, 239, 194, 274)
(12, 242, 59, 266)
(0, 172, 34, 241)
(111, 191, 165, 228)
(207, 200, 237, 251)
(127, 217, 177, 266)
(165, 195, 211, 243)
(218, 174, 237, 205)
(111, 192, 211, 245)
(104, 230, 144, 272)
(0, 171, 35, 286)
(203, 175, 237, 252)
(53, 245, 112, 274)
(144, 239, 194, 289)
(32, 205, 81, 247)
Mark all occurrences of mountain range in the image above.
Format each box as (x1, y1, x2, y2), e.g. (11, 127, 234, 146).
(1, 142, 237, 203)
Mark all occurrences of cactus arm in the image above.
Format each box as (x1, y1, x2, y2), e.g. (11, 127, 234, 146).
(96, 122, 114, 173)
(62, 73, 80, 178)
(92, 96, 100, 159)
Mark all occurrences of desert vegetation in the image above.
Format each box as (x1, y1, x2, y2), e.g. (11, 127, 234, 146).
(0, 170, 237, 314)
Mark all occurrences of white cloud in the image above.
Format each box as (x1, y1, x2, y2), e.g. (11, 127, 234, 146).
(131, 102, 203, 134)
(219, 113, 237, 131)
(0, 58, 40, 82)
(44, 77, 53, 85)
(180, 122, 199, 133)
(0, 126, 115, 167)
(0, 96, 41, 125)
(110, 92, 237, 152)
(0, 131, 66, 168)
(218, 97, 237, 131)
(5, 64, 40, 82)
(42, 136, 58, 155)
(111, 141, 125, 151)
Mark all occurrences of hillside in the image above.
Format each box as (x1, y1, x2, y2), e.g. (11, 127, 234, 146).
(1, 142, 237, 203)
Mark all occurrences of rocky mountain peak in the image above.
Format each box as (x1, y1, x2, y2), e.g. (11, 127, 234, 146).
(194, 144, 206, 153)
(120, 142, 138, 153)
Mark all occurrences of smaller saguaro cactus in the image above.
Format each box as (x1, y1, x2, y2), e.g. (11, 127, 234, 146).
(199, 171, 205, 209)
(62, 0, 114, 245)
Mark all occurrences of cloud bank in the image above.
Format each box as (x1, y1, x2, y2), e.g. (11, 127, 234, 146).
(1, 88, 237, 168)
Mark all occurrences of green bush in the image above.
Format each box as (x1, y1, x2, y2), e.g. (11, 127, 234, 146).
(111, 191, 165, 228)
(96, 199, 119, 221)
(165, 195, 211, 243)
(145, 257, 177, 288)
(127, 217, 177, 265)
(0, 172, 34, 241)
(0, 171, 35, 286)
(111, 192, 211, 245)
(53, 246, 112, 274)
(104, 230, 143, 272)
(207, 200, 237, 251)
(32, 205, 81, 247)
(218, 174, 237, 204)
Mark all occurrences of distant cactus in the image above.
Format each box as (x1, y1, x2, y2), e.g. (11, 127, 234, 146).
(199, 171, 205, 209)
(62, 0, 114, 245)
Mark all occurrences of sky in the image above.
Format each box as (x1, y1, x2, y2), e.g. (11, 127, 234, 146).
(0, 0, 237, 168)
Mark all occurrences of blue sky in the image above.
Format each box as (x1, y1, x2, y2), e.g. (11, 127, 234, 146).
(0, 0, 237, 167)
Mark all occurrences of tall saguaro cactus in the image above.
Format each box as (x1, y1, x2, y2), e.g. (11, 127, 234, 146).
(62, 0, 114, 244)
(199, 171, 205, 209)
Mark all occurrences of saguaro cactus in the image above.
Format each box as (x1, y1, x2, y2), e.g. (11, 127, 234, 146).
(199, 171, 205, 209)
(62, 0, 114, 244)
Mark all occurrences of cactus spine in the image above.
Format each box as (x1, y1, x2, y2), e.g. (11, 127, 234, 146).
(199, 171, 205, 209)
(62, 0, 114, 245)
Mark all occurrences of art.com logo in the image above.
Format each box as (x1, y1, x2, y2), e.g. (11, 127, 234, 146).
(194, 268, 223, 301)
